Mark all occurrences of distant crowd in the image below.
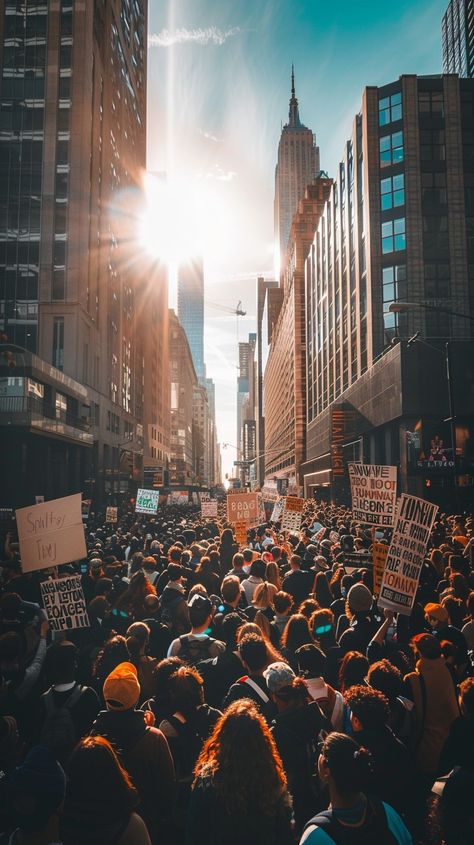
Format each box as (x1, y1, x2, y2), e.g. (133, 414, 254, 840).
(0, 497, 473, 844)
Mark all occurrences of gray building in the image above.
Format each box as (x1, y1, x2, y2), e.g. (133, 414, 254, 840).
(442, 0, 474, 77)
(177, 256, 205, 383)
(304, 75, 474, 509)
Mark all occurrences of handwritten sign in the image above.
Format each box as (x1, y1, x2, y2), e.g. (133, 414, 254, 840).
(201, 500, 218, 518)
(281, 496, 304, 532)
(16, 493, 87, 573)
(41, 575, 90, 631)
(270, 499, 285, 523)
(378, 495, 438, 615)
(372, 542, 389, 596)
(106, 506, 118, 523)
(227, 492, 259, 525)
(234, 521, 249, 544)
(135, 488, 159, 515)
(348, 463, 397, 527)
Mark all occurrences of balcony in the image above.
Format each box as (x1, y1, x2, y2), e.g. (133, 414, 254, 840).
(0, 395, 93, 446)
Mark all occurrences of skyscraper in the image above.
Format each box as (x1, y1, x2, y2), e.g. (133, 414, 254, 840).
(274, 67, 320, 274)
(442, 0, 474, 76)
(0, 1, 150, 505)
(177, 256, 205, 382)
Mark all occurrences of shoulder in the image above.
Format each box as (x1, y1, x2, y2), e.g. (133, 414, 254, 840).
(299, 825, 334, 845)
(118, 811, 152, 845)
(382, 801, 413, 845)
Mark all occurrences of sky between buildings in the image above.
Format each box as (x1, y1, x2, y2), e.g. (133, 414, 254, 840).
(146, 0, 448, 478)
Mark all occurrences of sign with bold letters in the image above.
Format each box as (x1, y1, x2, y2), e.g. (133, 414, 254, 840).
(16, 494, 87, 573)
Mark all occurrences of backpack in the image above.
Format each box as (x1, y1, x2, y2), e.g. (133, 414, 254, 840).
(166, 713, 206, 784)
(178, 635, 216, 667)
(160, 593, 184, 632)
(39, 685, 82, 763)
(303, 795, 400, 845)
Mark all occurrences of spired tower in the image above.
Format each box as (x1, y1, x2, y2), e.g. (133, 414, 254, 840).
(274, 66, 320, 275)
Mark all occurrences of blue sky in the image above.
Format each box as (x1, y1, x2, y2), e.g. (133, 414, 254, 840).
(147, 0, 447, 476)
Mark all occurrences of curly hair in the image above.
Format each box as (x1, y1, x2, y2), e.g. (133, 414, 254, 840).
(193, 699, 289, 816)
(338, 651, 369, 694)
(298, 597, 320, 619)
(344, 684, 390, 730)
(367, 659, 403, 703)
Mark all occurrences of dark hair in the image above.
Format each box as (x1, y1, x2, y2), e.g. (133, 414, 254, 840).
(0, 592, 21, 619)
(296, 643, 327, 678)
(344, 685, 390, 730)
(320, 732, 373, 795)
(411, 632, 442, 659)
(126, 621, 150, 664)
(238, 633, 268, 673)
(298, 598, 320, 620)
(442, 596, 466, 629)
(273, 675, 308, 704)
(219, 612, 244, 649)
(314, 572, 334, 609)
(249, 559, 266, 579)
(338, 651, 369, 694)
(367, 659, 403, 703)
(168, 666, 204, 716)
(220, 528, 235, 547)
(281, 613, 313, 651)
(44, 641, 78, 685)
(273, 591, 293, 615)
(221, 577, 241, 604)
(93, 634, 128, 686)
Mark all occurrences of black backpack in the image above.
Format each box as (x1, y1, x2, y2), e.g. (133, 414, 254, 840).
(160, 593, 184, 632)
(178, 634, 216, 667)
(302, 795, 400, 845)
(39, 685, 82, 763)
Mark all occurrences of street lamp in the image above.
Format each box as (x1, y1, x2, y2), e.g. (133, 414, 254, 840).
(389, 301, 474, 486)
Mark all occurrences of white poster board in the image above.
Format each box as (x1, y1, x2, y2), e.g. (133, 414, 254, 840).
(135, 488, 160, 515)
(16, 493, 87, 573)
(378, 494, 438, 615)
(41, 575, 90, 631)
(201, 500, 218, 518)
(227, 492, 259, 525)
(348, 463, 397, 527)
(270, 499, 285, 523)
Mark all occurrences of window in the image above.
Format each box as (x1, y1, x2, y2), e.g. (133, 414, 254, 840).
(418, 91, 444, 118)
(424, 263, 450, 297)
(380, 131, 404, 168)
(422, 172, 447, 205)
(52, 317, 64, 371)
(55, 392, 67, 419)
(381, 218, 406, 253)
(382, 265, 407, 307)
(380, 173, 405, 210)
(420, 130, 446, 161)
(423, 216, 449, 252)
(379, 92, 402, 126)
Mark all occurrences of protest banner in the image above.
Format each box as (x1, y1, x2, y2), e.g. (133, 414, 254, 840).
(201, 500, 218, 518)
(234, 521, 248, 544)
(15, 493, 87, 573)
(227, 492, 259, 525)
(135, 488, 160, 515)
(200, 492, 211, 502)
(372, 542, 389, 596)
(41, 575, 90, 632)
(270, 499, 285, 523)
(284, 496, 304, 513)
(280, 496, 304, 532)
(343, 551, 373, 575)
(106, 506, 118, 523)
(378, 494, 438, 615)
(348, 463, 397, 527)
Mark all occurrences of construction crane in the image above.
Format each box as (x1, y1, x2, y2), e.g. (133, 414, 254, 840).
(205, 299, 246, 317)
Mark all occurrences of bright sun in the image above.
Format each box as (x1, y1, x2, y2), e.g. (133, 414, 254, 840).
(138, 172, 213, 266)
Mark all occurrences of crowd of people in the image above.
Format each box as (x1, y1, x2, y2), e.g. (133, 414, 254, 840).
(0, 497, 473, 844)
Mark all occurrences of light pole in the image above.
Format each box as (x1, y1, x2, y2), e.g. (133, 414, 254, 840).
(389, 301, 474, 488)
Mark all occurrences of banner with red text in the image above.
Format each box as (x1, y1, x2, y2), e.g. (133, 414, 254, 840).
(348, 463, 397, 527)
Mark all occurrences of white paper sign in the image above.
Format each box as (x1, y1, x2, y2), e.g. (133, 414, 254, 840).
(201, 500, 218, 517)
(281, 510, 303, 533)
(135, 488, 160, 515)
(227, 492, 259, 525)
(16, 493, 87, 573)
(348, 463, 397, 526)
(378, 494, 438, 615)
(41, 575, 90, 631)
(270, 499, 285, 523)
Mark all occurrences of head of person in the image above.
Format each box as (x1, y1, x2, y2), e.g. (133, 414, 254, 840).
(61, 736, 138, 837)
(167, 665, 204, 718)
(338, 651, 369, 694)
(242, 549, 253, 566)
(298, 597, 320, 619)
(220, 527, 235, 546)
(252, 581, 278, 610)
(318, 732, 374, 801)
(219, 612, 244, 650)
(0, 592, 22, 621)
(187, 594, 213, 630)
(167, 562, 185, 585)
(265, 560, 281, 589)
(144, 593, 161, 616)
(273, 591, 293, 617)
(442, 596, 466, 630)
(151, 656, 184, 710)
(93, 634, 129, 684)
(221, 576, 241, 606)
(126, 621, 150, 663)
(281, 613, 313, 652)
(313, 572, 334, 608)
(238, 633, 268, 674)
(345, 685, 390, 734)
(296, 643, 327, 680)
(264, 661, 308, 710)
(193, 699, 288, 816)
(289, 554, 302, 571)
(367, 659, 403, 704)
(44, 641, 78, 686)
(347, 583, 373, 619)
(103, 661, 140, 712)
(424, 602, 449, 631)
(310, 608, 335, 641)
(6, 746, 66, 835)
(142, 555, 156, 573)
(249, 559, 266, 579)
(411, 632, 442, 661)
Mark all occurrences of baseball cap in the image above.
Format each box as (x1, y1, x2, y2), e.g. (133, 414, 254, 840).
(187, 593, 212, 614)
(103, 661, 140, 711)
(263, 661, 296, 694)
(424, 602, 449, 623)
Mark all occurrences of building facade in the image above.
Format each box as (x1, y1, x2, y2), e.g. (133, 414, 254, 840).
(255, 277, 278, 486)
(0, 0, 150, 506)
(304, 75, 474, 508)
(264, 178, 332, 492)
(168, 309, 197, 487)
(193, 384, 211, 486)
(177, 256, 205, 383)
(236, 333, 256, 463)
(274, 67, 320, 273)
(442, 0, 474, 77)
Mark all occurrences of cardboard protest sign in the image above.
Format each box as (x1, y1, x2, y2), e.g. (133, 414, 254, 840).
(378, 495, 438, 615)
(201, 500, 218, 518)
(284, 496, 304, 513)
(106, 506, 118, 523)
(270, 499, 285, 523)
(234, 521, 248, 544)
(372, 542, 389, 596)
(41, 575, 90, 632)
(348, 463, 397, 527)
(227, 492, 259, 525)
(281, 496, 304, 532)
(343, 552, 373, 575)
(135, 488, 159, 515)
(16, 493, 87, 573)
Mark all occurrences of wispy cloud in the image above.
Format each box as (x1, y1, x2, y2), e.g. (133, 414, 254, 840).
(149, 27, 242, 48)
(198, 164, 238, 182)
(198, 129, 222, 143)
